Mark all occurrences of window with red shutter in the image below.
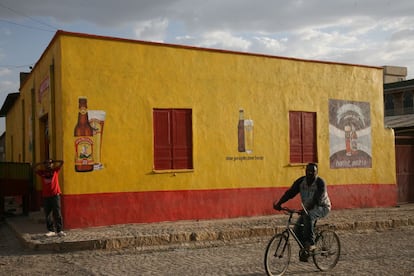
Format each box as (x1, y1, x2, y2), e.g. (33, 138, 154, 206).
(289, 111, 317, 163)
(289, 111, 303, 163)
(153, 109, 193, 170)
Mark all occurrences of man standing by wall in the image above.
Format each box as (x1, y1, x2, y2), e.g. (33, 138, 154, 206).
(34, 159, 66, 237)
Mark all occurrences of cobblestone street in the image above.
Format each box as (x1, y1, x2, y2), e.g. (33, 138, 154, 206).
(1, 222, 413, 275)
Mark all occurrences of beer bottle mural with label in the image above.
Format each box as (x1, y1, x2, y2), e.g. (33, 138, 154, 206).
(74, 97, 94, 172)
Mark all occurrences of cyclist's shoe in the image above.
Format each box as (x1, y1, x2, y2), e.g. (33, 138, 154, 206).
(45, 231, 56, 237)
(299, 249, 309, 262)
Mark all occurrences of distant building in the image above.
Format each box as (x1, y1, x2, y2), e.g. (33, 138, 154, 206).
(0, 132, 5, 161)
(384, 77, 414, 204)
(0, 92, 20, 161)
(383, 65, 407, 84)
(384, 78, 414, 116)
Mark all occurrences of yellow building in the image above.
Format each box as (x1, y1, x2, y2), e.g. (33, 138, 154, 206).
(2, 31, 396, 228)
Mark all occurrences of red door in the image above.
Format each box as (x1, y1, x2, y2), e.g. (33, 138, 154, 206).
(395, 143, 414, 203)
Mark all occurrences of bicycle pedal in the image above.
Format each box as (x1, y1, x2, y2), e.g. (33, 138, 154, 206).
(299, 256, 309, 262)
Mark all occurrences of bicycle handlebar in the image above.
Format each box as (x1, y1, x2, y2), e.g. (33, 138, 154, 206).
(279, 203, 309, 215)
(280, 207, 302, 214)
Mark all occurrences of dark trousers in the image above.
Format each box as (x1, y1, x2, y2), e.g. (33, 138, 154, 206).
(294, 206, 330, 247)
(43, 195, 63, 232)
(294, 214, 314, 247)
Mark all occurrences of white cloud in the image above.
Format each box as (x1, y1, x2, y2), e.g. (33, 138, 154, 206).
(0, 0, 413, 80)
(133, 18, 169, 43)
(0, 80, 17, 106)
(198, 31, 251, 52)
(0, 68, 13, 77)
(253, 37, 287, 54)
(176, 35, 193, 41)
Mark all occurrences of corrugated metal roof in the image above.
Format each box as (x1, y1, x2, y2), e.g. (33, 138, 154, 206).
(384, 114, 414, 129)
(384, 79, 414, 91)
(0, 92, 19, 117)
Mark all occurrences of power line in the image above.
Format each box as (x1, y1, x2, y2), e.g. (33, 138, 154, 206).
(0, 64, 34, 69)
(0, 18, 55, 33)
(0, 2, 58, 32)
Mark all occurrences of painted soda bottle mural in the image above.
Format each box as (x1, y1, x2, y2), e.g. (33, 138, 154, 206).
(350, 125, 358, 154)
(345, 124, 358, 156)
(237, 109, 254, 154)
(244, 119, 254, 154)
(238, 109, 245, 152)
(74, 97, 94, 172)
(344, 125, 352, 156)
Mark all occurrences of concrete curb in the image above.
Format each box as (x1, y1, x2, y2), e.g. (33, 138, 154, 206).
(7, 217, 414, 252)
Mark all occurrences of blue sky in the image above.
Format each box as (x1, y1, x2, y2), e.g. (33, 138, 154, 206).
(1, 0, 414, 134)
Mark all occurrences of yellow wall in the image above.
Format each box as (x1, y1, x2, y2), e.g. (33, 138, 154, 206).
(5, 96, 24, 162)
(52, 33, 395, 195)
(8, 39, 64, 191)
(10, 32, 395, 196)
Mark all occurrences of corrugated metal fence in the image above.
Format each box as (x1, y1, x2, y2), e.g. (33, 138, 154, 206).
(0, 162, 32, 216)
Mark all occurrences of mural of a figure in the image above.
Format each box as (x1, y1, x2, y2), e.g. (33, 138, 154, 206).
(329, 99, 372, 168)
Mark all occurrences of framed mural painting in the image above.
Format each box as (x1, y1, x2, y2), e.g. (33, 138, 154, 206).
(329, 99, 372, 169)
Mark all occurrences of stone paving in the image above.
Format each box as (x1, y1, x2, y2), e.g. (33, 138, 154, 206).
(5, 203, 414, 252)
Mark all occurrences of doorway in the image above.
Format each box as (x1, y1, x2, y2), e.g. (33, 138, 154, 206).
(395, 137, 414, 203)
(39, 115, 50, 161)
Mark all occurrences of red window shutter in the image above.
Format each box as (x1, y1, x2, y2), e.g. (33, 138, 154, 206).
(302, 112, 317, 163)
(289, 111, 317, 163)
(289, 111, 303, 163)
(153, 110, 172, 170)
(172, 109, 193, 169)
(153, 109, 193, 170)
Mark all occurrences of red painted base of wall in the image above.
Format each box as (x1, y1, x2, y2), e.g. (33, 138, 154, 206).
(61, 184, 397, 229)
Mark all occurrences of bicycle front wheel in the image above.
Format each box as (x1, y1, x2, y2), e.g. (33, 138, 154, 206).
(312, 230, 341, 271)
(264, 233, 291, 276)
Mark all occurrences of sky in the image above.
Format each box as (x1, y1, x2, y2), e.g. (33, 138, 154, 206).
(1, 0, 414, 134)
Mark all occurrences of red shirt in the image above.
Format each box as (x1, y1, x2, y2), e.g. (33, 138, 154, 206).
(36, 168, 62, 197)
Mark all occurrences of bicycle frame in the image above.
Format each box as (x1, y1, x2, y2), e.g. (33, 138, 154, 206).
(281, 210, 306, 250)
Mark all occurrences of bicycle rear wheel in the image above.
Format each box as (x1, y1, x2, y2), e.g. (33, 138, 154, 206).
(312, 230, 341, 271)
(264, 233, 291, 276)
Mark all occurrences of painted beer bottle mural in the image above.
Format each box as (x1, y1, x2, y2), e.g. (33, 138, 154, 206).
(74, 97, 94, 172)
(237, 109, 254, 154)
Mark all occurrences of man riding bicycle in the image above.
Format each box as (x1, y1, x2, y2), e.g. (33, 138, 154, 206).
(273, 163, 331, 261)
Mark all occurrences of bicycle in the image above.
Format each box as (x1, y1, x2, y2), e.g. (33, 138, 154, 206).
(264, 207, 341, 276)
